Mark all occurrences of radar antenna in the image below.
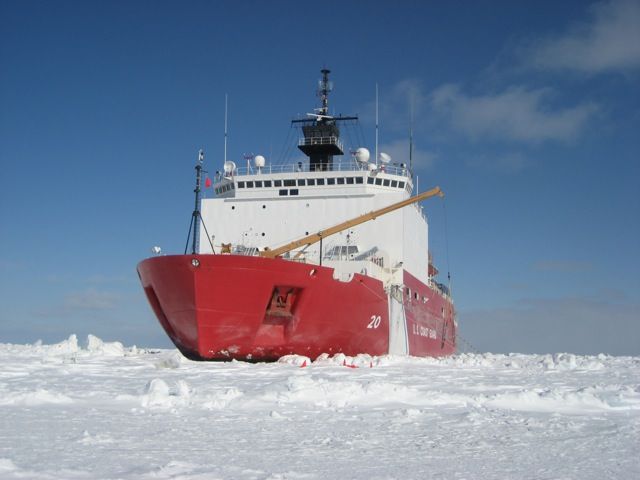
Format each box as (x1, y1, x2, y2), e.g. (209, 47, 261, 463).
(293, 69, 358, 172)
(318, 68, 332, 116)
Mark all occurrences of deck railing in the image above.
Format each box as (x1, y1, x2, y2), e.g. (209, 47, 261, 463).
(227, 160, 411, 178)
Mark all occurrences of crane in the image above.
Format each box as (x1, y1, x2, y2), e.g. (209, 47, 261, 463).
(259, 186, 444, 259)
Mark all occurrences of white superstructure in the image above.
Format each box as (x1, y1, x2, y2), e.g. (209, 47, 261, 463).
(200, 159, 430, 288)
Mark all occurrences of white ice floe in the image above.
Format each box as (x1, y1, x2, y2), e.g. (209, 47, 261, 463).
(0, 335, 638, 479)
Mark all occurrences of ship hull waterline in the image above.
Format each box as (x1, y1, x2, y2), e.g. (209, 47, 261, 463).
(137, 254, 456, 361)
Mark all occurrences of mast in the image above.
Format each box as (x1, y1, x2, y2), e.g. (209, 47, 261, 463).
(319, 68, 330, 116)
(293, 69, 358, 171)
(191, 150, 204, 255)
(224, 94, 228, 164)
(409, 98, 414, 170)
(375, 83, 379, 167)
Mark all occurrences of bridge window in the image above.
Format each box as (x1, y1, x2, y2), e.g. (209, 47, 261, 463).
(327, 178, 336, 185)
(274, 180, 282, 187)
(383, 179, 390, 187)
(346, 177, 354, 184)
(238, 181, 245, 188)
(356, 177, 364, 184)
(246, 181, 254, 188)
(391, 180, 398, 188)
(367, 177, 374, 185)
(284, 179, 295, 187)
(297, 179, 305, 186)
(264, 180, 272, 187)
(337, 178, 345, 185)
(255, 181, 263, 188)
(399, 181, 405, 189)
(290, 189, 299, 195)
(375, 178, 382, 186)
(307, 178, 316, 186)
(279, 189, 288, 196)
(317, 178, 325, 185)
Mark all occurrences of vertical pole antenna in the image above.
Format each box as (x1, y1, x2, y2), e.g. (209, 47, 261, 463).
(191, 150, 204, 255)
(224, 94, 228, 164)
(409, 98, 414, 170)
(375, 83, 379, 167)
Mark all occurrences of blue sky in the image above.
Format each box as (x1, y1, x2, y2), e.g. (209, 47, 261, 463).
(1, 0, 639, 354)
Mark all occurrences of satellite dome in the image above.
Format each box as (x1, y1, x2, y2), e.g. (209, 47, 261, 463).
(254, 155, 266, 168)
(367, 162, 377, 171)
(355, 147, 370, 164)
(379, 152, 391, 164)
(223, 161, 236, 174)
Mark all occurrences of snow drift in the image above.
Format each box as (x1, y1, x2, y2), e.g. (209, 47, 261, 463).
(0, 335, 638, 479)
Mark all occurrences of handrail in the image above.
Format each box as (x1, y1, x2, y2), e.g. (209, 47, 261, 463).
(220, 160, 412, 178)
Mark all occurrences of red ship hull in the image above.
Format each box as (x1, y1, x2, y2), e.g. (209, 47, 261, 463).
(137, 254, 456, 361)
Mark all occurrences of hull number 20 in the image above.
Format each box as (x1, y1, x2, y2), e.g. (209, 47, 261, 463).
(367, 315, 382, 329)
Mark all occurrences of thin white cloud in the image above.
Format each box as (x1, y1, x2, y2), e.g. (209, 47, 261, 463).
(465, 152, 531, 173)
(378, 139, 437, 169)
(360, 78, 426, 132)
(532, 260, 594, 273)
(462, 296, 639, 355)
(63, 289, 119, 311)
(526, 0, 640, 73)
(430, 84, 597, 143)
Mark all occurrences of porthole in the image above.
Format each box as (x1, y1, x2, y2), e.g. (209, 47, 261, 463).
(262, 205, 266, 209)
(231, 206, 235, 210)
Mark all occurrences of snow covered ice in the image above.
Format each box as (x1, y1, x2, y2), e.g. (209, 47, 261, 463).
(0, 335, 638, 479)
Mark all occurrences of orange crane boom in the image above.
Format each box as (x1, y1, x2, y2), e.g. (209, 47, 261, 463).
(259, 186, 444, 259)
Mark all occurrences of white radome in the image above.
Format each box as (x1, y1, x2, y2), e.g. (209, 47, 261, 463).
(223, 161, 236, 174)
(254, 155, 266, 168)
(379, 152, 391, 164)
(355, 147, 370, 164)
